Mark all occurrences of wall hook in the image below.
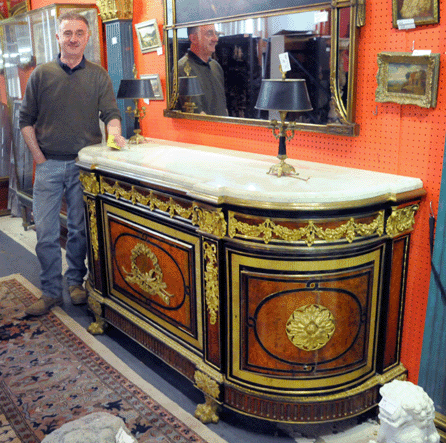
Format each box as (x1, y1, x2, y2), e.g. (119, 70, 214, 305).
(412, 40, 415, 51)
(373, 105, 378, 115)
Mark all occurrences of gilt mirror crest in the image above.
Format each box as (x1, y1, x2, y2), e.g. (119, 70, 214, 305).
(163, 0, 365, 136)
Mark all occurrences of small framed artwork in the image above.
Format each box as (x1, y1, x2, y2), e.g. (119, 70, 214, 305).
(375, 52, 440, 108)
(135, 19, 162, 54)
(392, 0, 439, 28)
(141, 74, 164, 100)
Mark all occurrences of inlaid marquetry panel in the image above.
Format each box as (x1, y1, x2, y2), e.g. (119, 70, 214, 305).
(380, 235, 409, 370)
(102, 203, 203, 350)
(227, 245, 384, 391)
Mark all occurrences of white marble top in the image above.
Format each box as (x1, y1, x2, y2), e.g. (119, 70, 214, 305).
(77, 138, 424, 206)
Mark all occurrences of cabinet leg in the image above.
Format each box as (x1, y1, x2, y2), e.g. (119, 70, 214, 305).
(87, 295, 107, 335)
(194, 369, 221, 423)
(195, 395, 220, 424)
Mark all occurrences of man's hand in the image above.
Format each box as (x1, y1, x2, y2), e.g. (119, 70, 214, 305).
(20, 126, 46, 164)
(106, 118, 126, 148)
(113, 134, 127, 148)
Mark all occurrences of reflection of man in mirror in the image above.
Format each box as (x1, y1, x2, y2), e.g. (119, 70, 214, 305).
(178, 24, 228, 116)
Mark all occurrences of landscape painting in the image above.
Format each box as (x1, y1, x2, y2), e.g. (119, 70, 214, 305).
(375, 52, 440, 108)
(386, 62, 427, 96)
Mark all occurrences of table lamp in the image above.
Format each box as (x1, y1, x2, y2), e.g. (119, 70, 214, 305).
(117, 74, 154, 144)
(178, 61, 203, 113)
(178, 75, 203, 113)
(255, 75, 312, 177)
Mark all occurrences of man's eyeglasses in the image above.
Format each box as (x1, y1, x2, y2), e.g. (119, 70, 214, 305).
(204, 30, 218, 38)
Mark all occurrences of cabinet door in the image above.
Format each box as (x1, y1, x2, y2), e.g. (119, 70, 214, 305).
(102, 202, 203, 353)
(226, 243, 385, 392)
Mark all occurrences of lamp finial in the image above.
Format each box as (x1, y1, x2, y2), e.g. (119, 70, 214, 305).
(184, 62, 192, 77)
(280, 65, 286, 80)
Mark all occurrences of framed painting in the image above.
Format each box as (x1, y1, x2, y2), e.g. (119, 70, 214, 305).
(135, 19, 162, 54)
(375, 52, 440, 108)
(392, 0, 439, 28)
(141, 74, 164, 100)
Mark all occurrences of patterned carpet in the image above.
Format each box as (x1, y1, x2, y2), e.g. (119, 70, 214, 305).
(0, 275, 224, 443)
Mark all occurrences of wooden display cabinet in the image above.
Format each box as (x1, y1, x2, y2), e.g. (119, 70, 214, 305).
(78, 139, 425, 424)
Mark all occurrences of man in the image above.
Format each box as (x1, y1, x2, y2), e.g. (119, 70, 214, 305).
(177, 24, 228, 116)
(19, 11, 126, 316)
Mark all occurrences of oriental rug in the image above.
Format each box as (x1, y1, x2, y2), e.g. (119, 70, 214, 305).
(0, 275, 225, 443)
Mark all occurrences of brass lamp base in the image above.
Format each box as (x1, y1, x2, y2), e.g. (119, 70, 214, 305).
(268, 156, 298, 178)
(181, 100, 198, 113)
(128, 129, 145, 144)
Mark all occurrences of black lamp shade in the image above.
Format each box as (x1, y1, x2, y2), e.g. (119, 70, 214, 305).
(178, 76, 203, 96)
(117, 79, 154, 99)
(255, 78, 313, 112)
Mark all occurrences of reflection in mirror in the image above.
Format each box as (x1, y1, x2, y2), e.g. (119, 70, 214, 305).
(165, 2, 361, 136)
(174, 10, 342, 124)
(177, 24, 229, 116)
(337, 9, 351, 114)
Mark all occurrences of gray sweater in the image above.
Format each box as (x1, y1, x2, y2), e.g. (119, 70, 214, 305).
(178, 50, 228, 116)
(19, 58, 121, 160)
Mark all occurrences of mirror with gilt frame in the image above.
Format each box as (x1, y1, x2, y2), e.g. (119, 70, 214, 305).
(163, 0, 365, 136)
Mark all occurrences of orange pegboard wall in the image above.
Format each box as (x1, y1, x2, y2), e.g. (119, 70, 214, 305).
(23, 0, 445, 383)
(133, 0, 446, 384)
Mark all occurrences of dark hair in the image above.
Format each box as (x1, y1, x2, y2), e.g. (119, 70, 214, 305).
(58, 11, 90, 29)
(187, 26, 198, 37)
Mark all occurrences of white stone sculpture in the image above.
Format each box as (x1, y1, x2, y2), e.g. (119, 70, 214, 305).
(369, 379, 440, 443)
(41, 412, 137, 443)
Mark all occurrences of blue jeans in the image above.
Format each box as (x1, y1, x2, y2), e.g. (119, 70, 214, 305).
(33, 159, 87, 299)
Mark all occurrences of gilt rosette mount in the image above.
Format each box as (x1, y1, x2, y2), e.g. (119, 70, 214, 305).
(286, 304, 336, 351)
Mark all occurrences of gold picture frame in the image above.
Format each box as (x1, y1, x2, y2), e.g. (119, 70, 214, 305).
(135, 19, 162, 54)
(0, 0, 29, 18)
(375, 52, 440, 108)
(140, 74, 164, 100)
(392, 0, 439, 28)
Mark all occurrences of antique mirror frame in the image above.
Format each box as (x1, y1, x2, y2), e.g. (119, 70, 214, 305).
(163, 0, 365, 136)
